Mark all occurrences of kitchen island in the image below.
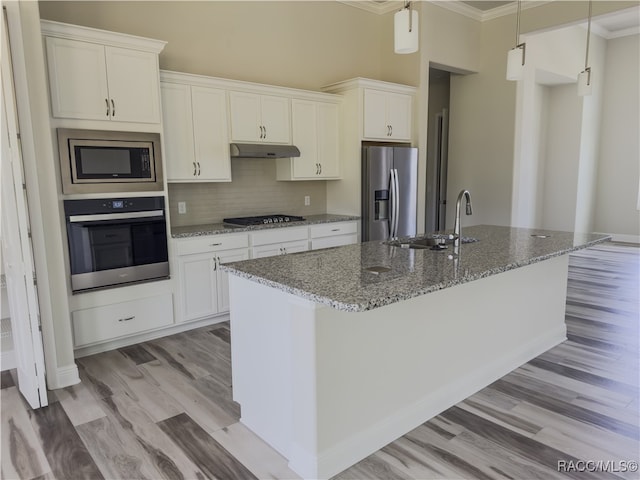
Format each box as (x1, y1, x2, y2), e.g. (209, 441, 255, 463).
(221, 225, 610, 479)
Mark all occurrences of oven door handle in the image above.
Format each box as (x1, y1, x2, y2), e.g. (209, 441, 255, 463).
(68, 210, 164, 223)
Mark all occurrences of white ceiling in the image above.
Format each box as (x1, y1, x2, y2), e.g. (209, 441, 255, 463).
(342, 1, 640, 38)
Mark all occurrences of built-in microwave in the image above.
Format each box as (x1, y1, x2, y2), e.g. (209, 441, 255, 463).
(57, 128, 163, 194)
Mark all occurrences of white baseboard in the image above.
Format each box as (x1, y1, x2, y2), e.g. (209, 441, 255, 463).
(294, 326, 567, 480)
(47, 363, 80, 389)
(594, 232, 640, 244)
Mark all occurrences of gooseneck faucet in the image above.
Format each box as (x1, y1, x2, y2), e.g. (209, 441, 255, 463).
(453, 190, 473, 254)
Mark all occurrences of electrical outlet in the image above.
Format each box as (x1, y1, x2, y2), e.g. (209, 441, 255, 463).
(178, 201, 187, 214)
(304, 195, 310, 206)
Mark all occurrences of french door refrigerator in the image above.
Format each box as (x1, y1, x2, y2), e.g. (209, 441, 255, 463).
(362, 145, 418, 241)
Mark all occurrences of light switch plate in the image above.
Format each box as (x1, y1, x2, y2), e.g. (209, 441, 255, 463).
(178, 201, 187, 214)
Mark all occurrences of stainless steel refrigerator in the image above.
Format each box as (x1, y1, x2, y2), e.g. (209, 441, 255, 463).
(361, 145, 418, 241)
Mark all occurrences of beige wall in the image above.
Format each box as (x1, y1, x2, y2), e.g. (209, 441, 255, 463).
(38, 1, 393, 91)
(38, 0, 640, 236)
(594, 34, 640, 240)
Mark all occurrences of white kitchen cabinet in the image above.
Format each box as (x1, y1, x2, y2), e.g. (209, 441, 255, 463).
(229, 91, 290, 144)
(72, 294, 173, 347)
(175, 233, 249, 322)
(363, 88, 412, 141)
(276, 99, 340, 180)
(161, 76, 231, 182)
(44, 36, 162, 123)
(251, 226, 309, 258)
(309, 221, 358, 250)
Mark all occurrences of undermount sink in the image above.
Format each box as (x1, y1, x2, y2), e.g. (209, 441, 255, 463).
(386, 234, 479, 250)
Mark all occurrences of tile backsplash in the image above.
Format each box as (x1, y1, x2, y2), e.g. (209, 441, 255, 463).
(168, 158, 328, 226)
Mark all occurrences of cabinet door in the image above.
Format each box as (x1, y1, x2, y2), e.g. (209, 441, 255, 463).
(229, 91, 261, 142)
(260, 95, 290, 143)
(317, 102, 340, 178)
(386, 92, 412, 140)
(161, 82, 196, 180)
(105, 46, 161, 123)
(191, 86, 231, 181)
(216, 248, 250, 313)
(363, 89, 389, 139)
(280, 239, 309, 255)
(291, 100, 318, 178)
(178, 253, 218, 322)
(45, 37, 110, 121)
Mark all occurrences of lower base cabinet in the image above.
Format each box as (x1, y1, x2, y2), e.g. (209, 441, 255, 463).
(178, 248, 249, 321)
(175, 233, 250, 322)
(72, 293, 173, 347)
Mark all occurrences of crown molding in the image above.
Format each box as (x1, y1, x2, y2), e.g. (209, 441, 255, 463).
(340, 1, 554, 22)
(339, 1, 403, 15)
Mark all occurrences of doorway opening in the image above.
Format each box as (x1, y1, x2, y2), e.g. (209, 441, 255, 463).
(425, 67, 451, 233)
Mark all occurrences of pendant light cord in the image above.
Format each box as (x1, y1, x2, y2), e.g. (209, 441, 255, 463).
(406, 1, 413, 33)
(584, 0, 592, 70)
(515, 0, 521, 45)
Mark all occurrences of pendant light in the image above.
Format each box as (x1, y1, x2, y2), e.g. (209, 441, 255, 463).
(578, 0, 593, 96)
(394, 1, 418, 54)
(506, 0, 526, 81)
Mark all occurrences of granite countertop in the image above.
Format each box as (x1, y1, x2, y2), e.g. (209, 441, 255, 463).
(171, 214, 360, 238)
(220, 225, 611, 312)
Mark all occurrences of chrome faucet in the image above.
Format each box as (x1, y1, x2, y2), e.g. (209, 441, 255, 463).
(453, 189, 473, 254)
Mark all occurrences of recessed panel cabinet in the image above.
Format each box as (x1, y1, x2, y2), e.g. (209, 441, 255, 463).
(363, 88, 412, 141)
(175, 234, 250, 322)
(161, 79, 231, 182)
(45, 37, 162, 124)
(229, 92, 290, 144)
(277, 99, 340, 180)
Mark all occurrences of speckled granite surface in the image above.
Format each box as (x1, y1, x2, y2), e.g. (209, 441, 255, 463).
(171, 214, 359, 238)
(220, 225, 611, 312)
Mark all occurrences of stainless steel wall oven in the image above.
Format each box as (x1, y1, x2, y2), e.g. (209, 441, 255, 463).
(64, 197, 169, 292)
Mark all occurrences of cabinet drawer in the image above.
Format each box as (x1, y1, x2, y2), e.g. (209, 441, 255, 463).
(251, 226, 308, 246)
(310, 221, 358, 239)
(175, 233, 249, 256)
(72, 294, 173, 347)
(311, 234, 358, 251)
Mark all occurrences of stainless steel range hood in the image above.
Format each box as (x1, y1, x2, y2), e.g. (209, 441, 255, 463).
(230, 143, 300, 159)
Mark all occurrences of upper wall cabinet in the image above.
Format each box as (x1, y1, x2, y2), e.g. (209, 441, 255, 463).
(322, 78, 416, 144)
(277, 98, 340, 180)
(41, 20, 166, 124)
(363, 89, 412, 141)
(161, 72, 231, 182)
(229, 92, 290, 144)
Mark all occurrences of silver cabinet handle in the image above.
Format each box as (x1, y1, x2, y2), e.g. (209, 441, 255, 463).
(390, 125, 393, 136)
(197, 162, 201, 176)
(193, 162, 197, 176)
(331, 228, 340, 232)
(118, 316, 135, 322)
(263, 125, 267, 139)
(105, 98, 110, 117)
(210, 242, 222, 246)
(111, 99, 115, 117)
(319, 163, 322, 175)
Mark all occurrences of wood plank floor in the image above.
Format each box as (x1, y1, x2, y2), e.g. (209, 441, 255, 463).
(2, 242, 638, 480)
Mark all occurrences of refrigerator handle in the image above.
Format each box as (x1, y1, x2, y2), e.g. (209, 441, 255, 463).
(389, 169, 396, 239)
(393, 168, 400, 238)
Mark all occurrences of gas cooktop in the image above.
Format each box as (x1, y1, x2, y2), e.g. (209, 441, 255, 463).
(223, 214, 306, 226)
